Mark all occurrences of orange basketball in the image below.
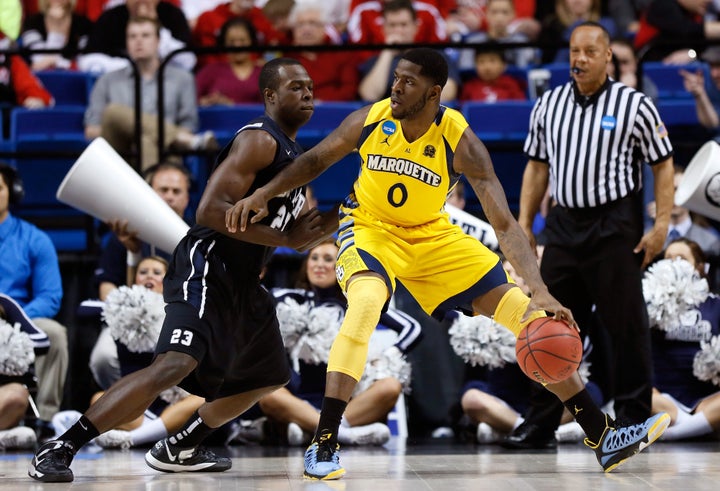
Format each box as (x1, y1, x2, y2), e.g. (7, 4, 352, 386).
(515, 317, 582, 384)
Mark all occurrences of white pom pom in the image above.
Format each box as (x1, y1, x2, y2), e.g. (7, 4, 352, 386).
(643, 258, 709, 332)
(448, 314, 517, 368)
(159, 386, 191, 405)
(0, 319, 35, 376)
(355, 345, 412, 396)
(102, 285, 166, 353)
(275, 297, 344, 370)
(693, 335, 720, 386)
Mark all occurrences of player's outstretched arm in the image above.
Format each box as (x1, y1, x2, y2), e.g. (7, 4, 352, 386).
(455, 130, 576, 327)
(226, 107, 371, 233)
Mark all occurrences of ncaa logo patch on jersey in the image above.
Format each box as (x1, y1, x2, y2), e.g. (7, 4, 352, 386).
(382, 121, 396, 135)
(423, 145, 436, 158)
(656, 122, 668, 138)
(601, 115, 616, 130)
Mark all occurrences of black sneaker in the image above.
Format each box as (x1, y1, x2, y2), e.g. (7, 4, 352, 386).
(28, 440, 76, 482)
(145, 438, 232, 473)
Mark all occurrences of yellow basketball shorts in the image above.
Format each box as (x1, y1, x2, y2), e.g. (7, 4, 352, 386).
(335, 205, 512, 319)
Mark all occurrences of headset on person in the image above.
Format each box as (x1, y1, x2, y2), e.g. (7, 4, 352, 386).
(0, 162, 25, 204)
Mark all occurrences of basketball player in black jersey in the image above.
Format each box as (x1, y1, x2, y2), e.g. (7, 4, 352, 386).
(28, 58, 339, 483)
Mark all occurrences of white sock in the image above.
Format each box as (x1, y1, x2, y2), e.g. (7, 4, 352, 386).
(340, 416, 350, 428)
(661, 411, 713, 441)
(129, 417, 169, 446)
(511, 417, 524, 430)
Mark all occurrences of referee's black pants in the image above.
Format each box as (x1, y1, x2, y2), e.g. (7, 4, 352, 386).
(527, 194, 653, 428)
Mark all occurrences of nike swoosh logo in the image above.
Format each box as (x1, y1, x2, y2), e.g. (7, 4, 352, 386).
(286, 149, 292, 156)
(79, 421, 87, 430)
(165, 444, 177, 462)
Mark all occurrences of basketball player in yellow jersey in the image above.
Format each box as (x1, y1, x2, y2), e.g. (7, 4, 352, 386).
(226, 48, 670, 478)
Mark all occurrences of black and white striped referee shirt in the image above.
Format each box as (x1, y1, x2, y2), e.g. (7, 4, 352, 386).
(524, 78, 674, 209)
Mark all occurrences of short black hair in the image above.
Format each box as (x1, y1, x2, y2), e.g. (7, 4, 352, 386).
(259, 57, 304, 92)
(400, 48, 448, 88)
(218, 17, 257, 47)
(474, 41, 508, 62)
(574, 20, 610, 44)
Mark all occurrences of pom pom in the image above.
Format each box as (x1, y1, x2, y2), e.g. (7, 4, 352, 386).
(159, 386, 191, 405)
(355, 345, 412, 396)
(0, 318, 35, 376)
(102, 285, 166, 353)
(693, 335, 720, 386)
(275, 297, 344, 371)
(643, 258, 709, 332)
(448, 314, 517, 368)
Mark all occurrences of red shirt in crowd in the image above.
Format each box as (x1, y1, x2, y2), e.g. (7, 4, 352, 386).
(460, 74, 526, 102)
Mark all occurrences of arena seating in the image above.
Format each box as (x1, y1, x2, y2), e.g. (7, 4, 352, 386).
(3, 60, 711, 252)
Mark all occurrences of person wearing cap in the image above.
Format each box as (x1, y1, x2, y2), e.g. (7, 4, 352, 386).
(680, 46, 720, 133)
(0, 293, 50, 450)
(0, 162, 69, 442)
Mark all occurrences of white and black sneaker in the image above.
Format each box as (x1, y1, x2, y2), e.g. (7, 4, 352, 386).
(28, 440, 76, 482)
(145, 438, 232, 473)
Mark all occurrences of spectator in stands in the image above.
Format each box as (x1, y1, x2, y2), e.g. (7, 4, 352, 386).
(284, 1, 358, 102)
(607, 37, 659, 100)
(20, 0, 93, 71)
(649, 238, 720, 441)
(193, 0, 286, 67)
(0, 34, 54, 114)
(459, 44, 527, 102)
(0, 163, 69, 443)
(537, 0, 617, 64)
(607, 0, 651, 38)
(635, 0, 720, 64)
(0, 294, 41, 451)
(457, 0, 538, 72)
(347, 0, 447, 45)
(78, 0, 195, 73)
(358, 0, 459, 102)
(679, 46, 720, 133)
(84, 16, 215, 171)
(655, 166, 720, 256)
(448, 0, 541, 41)
(90, 161, 192, 390)
(230, 239, 421, 447)
(262, 0, 298, 41)
(196, 17, 264, 106)
(179, 0, 225, 29)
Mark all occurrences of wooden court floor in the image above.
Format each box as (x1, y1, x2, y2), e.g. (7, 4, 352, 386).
(1, 438, 718, 490)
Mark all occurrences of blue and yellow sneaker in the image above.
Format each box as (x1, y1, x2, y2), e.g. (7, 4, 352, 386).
(303, 435, 345, 480)
(585, 412, 671, 472)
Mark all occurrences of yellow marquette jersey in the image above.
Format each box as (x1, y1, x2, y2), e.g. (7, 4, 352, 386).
(351, 98, 468, 227)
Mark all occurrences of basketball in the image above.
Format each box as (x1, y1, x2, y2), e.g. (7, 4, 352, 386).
(515, 317, 582, 384)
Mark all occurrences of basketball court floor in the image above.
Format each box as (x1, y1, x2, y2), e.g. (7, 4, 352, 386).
(1, 438, 718, 490)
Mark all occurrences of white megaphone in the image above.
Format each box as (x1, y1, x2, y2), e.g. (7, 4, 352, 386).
(56, 138, 189, 254)
(675, 140, 720, 221)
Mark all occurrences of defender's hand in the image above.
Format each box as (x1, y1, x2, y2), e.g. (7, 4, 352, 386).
(226, 191, 270, 233)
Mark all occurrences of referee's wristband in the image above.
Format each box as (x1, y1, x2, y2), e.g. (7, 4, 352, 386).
(126, 251, 142, 267)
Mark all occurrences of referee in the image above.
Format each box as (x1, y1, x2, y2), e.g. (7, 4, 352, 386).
(507, 21, 676, 449)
